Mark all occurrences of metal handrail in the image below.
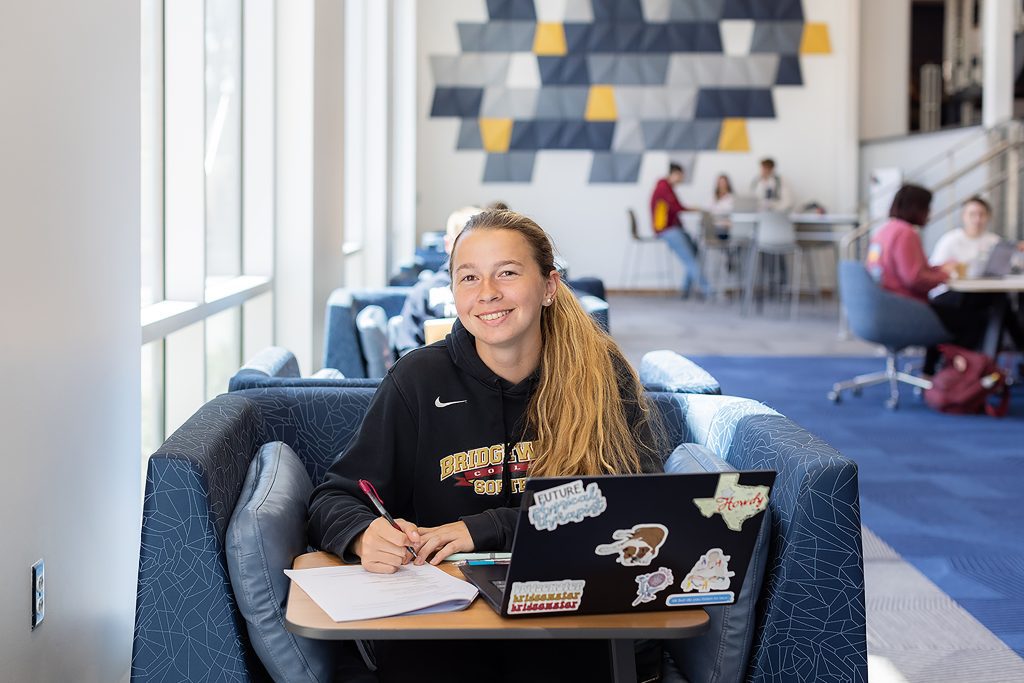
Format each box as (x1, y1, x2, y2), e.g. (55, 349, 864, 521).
(843, 135, 1023, 258)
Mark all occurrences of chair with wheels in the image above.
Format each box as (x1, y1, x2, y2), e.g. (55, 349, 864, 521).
(620, 208, 677, 290)
(829, 260, 953, 409)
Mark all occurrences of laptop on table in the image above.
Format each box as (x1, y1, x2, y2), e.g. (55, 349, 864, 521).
(980, 240, 1016, 278)
(460, 471, 775, 618)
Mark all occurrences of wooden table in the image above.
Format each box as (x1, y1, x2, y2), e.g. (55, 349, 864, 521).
(286, 552, 710, 683)
(948, 275, 1024, 356)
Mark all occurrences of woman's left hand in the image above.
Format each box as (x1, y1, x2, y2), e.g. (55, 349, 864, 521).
(414, 521, 474, 565)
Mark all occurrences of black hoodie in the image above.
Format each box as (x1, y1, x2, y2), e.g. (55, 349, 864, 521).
(308, 319, 662, 561)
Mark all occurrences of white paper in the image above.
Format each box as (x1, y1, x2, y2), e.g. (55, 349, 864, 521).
(285, 563, 479, 622)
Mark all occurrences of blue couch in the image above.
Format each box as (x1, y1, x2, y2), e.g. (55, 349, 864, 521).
(323, 282, 610, 379)
(228, 346, 380, 392)
(133, 388, 865, 683)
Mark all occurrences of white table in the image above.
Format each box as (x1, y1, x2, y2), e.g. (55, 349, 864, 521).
(728, 212, 860, 243)
(948, 275, 1024, 356)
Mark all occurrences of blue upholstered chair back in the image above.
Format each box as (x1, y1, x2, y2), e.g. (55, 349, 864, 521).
(650, 392, 867, 683)
(838, 260, 951, 351)
(134, 388, 865, 683)
(323, 287, 412, 377)
(227, 346, 381, 391)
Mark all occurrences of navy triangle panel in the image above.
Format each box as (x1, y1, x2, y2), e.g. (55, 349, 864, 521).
(695, 88, 775, 118)
(559, 120, 591, 149)
(486, 0, 536, 21)
(615, 22, 646, 52)
(430, 87, 484, 118)
(591, 0, 643, 20)
(723, 0, 804, 20)
(587, 22, 617, 52)
(776, 55, 803, 86)
(641, 24, 672, 52)
(585, 122, 616, 150)
(564, 23, 592, 53)
(537, 56, 591, 85)
(534, 120, 565, 148)
(666, 23, 723, 52)
(509, 120, 539, 150)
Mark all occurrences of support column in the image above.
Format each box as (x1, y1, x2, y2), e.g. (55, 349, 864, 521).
(982, 0, 1015, 128)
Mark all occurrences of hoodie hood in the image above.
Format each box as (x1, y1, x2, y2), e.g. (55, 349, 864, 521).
(446, 318, 537, 397)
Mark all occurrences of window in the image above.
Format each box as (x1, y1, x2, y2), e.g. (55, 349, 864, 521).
(141, 0, 274, 465)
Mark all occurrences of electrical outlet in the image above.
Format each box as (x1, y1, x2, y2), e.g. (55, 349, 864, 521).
(31, 559, 44, 629)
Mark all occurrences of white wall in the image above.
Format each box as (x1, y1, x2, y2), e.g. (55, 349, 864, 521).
(416, 0, 860, 288)
(860, 0, 910, 141)
(0, 2, 141, 682)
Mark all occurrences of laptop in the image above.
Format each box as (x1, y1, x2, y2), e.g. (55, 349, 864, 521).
(980, 240, 1016, 278)
(460, 470, 775, 618)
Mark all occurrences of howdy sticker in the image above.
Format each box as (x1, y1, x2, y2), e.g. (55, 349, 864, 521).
(692, 473, 769, 531)
(681, 548, 735, 593)
(594, 524, 669, 567)
(527, 480, 607, 531)
(508, 579, 586, 614)
(633, 567, 674, 607)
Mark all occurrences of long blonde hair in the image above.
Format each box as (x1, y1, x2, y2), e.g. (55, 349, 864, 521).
(452, 210, 663, 476)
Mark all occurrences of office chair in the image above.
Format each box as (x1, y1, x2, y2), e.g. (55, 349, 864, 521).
(829, 260, 953, 409)
(620, 208, 677, 290)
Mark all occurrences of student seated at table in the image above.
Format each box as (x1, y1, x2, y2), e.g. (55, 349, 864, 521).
(866, 184, 983, 374)
(708, 173, 734, 236)
(309, 209, 665, 683)
(928, 195, 1024, 353)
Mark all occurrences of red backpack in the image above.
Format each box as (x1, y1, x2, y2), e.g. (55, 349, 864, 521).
(924, 345, 1010, 417)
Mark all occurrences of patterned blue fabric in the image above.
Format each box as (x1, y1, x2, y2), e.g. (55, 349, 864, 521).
(641, 350, 722, 395)
(651, 393, 866, 683)
(133, 388, 377, 683)
(229, 373, 380, 392)
(135, 387, 863, 683)
(323, 287, 412, 378)
(241, 346, 301, 378)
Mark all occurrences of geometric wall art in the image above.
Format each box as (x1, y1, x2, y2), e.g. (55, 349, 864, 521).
(428, 0, 831, 183)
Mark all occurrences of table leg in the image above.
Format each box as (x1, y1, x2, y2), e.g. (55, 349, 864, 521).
(982, 299, 1009, 358)
(610, 639, 637, 683)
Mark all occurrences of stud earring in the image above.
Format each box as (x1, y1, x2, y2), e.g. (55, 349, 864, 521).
(544, 298, 552, 305)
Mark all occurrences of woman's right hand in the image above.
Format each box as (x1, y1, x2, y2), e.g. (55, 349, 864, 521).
(352, 517, 420, 574)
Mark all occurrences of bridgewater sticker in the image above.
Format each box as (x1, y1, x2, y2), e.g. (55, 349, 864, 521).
(508, 579, 586, 614)
(633, 567, 674, 607)
(692, 472, 770, 531)
(594, 523, 669, 567)
(527, 479, 607, 531)
(681, 548, 735, 593)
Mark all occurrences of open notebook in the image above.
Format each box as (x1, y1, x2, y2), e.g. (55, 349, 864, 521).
(285, 563, 478, 622)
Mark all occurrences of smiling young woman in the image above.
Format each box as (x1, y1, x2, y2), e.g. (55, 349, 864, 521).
(308, 209, 665, 682)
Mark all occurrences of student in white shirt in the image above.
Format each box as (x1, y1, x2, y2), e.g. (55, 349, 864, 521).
(751, 158, 792, 212)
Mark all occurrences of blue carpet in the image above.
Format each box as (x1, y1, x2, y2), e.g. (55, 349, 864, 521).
(687, 355, 1024, 657)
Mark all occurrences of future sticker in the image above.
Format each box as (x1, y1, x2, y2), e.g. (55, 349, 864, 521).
(632, 567, 674, 607)
(594, 523, 668, 567)
(527, 480, 607, 531)
(692, 472, 769, 531)
(508, 579, 586, 614)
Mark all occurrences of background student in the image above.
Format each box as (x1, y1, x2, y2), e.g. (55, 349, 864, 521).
(649, 161, 711, 298)
(309, 209, 665, 682)
(751, 158, 793, 212)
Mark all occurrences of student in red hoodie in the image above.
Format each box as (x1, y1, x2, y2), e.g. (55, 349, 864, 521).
(866, 184, 984, 374)
(650, 162, 710, 298)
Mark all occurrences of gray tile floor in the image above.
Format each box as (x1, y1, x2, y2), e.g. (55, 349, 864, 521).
(610, 293, 1024, 683)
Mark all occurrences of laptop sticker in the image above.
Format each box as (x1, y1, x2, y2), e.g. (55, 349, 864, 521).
(632, 567, 674, 607)
(527, 479, 607, 531)
(594, 523, 669, 567)
(692, 472, 769, 531)
(664, 548, 737, 607)
(508, 579, 586, 614)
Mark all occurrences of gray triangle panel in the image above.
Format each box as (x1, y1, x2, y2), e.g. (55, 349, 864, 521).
(535, 87, 589, 118)
(612, 119, 646, 151)
(750, 22, 804, 55)
(480, 87, 540, 119)
(667, 0, 726, 21)
(587, 55, 669, 84)
(483, 152, 536, 182)
(589, 153, 643, 183)
(457, 119, 483, 150)
(641, 120, 672, 148)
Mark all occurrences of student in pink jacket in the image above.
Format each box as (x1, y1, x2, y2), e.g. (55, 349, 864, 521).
(866, 184, 986, 374)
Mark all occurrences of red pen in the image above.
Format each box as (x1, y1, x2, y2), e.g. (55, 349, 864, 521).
(358, 479, 418, 558)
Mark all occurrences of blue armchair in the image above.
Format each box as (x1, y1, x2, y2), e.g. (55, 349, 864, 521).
(228, 346, 380, 392)
(133, 387, 864, 683)
(830, 260, 952, 409)
(323, 287, 412, 378)
(639, 350, 721, 395)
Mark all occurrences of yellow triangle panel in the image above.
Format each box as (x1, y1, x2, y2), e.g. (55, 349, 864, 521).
(533, 23, 567, 56)
(800, 23, 831, 54)
(584, 85, 617, 121)
(479, 118, 513, 153)
(718, 118, 750, 152)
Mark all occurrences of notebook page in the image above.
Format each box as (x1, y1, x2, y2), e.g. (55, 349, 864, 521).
(285, 563, 479, 622)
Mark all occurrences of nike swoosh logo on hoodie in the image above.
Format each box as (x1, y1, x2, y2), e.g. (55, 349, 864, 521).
(435, 397, 468, 408)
